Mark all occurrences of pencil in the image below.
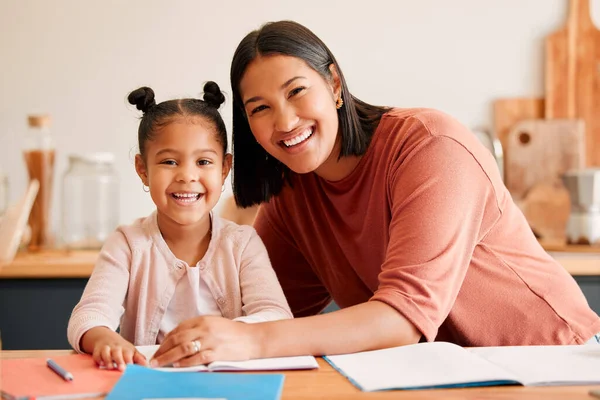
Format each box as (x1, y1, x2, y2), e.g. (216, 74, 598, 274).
(46, 358, 74, 382)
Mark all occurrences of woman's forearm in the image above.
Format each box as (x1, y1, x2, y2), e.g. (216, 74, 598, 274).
(252, 300, 421, 358)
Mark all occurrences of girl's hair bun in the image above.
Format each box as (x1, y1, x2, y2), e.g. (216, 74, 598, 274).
(202, 81, 225, 109)
(127, 87, 156, 113)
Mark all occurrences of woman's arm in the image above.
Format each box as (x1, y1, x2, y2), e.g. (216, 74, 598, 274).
(252, 300, 421, 357)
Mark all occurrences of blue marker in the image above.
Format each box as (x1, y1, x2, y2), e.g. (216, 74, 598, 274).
(46, 358, 74, 382)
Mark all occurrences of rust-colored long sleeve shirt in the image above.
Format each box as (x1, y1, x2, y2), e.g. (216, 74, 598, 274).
(254, 108, 600, 346)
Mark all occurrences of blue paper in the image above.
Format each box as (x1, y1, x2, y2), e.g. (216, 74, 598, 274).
(105, 364, 285, 400)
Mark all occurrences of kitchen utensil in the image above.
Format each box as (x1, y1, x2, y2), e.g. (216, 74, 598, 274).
(546, 0, 600, 166)
(562, 168, 600, 245)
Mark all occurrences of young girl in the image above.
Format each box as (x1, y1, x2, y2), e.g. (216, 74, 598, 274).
(67, 81, 292, 370)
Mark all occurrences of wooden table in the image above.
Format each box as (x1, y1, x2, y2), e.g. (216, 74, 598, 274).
(2, 350, 599, 399)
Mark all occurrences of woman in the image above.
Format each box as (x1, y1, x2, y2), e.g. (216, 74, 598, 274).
(150, 20, 600, 368)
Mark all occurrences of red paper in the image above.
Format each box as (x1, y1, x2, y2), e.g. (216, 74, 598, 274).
(1, 354, 122, 398)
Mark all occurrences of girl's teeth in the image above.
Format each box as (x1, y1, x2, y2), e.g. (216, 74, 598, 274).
(283, 129, 313, 147)
(172, 193, 200, 202)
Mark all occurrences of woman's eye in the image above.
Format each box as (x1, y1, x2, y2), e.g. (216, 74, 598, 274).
(250, 105, 268, 115)
(289, 86, 305, 97)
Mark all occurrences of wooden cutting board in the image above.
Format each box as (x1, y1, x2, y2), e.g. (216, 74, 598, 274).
(546, 0, 600, 166)
(493, 98, 545, 150)
(504, 119, 585, 200)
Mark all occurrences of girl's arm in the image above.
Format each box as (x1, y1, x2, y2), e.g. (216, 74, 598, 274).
(67, 230, 140, 368)
(232, 228, 293, 323)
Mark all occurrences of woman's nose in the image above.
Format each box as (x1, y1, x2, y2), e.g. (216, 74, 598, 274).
(274, 105, 299, 133)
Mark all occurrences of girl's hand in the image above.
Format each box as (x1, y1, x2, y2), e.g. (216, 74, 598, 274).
(150, 316, 261, 368)
(85, 328, 147, 370)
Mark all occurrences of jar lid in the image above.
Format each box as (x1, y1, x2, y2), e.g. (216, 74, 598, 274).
(28, 115, 51, 128)
(69, 152, 115, 164)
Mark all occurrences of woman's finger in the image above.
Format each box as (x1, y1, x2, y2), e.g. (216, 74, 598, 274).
(151, 338, 202, 368)
(174, 349, 216, 368)
(153, 329, 197, 358)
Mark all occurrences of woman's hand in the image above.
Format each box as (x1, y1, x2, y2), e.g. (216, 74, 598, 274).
(150, 316, 261, 368)
(82, 327, 147, 370)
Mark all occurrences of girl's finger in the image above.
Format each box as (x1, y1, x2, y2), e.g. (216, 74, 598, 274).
(122, 347, 135, 365)
(100, 345, 114, 370)
(133, 350, 148, 366)
(110, 346, 127, 371)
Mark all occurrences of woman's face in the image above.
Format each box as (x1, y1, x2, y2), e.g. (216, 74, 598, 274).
(239, 54, 341, 175)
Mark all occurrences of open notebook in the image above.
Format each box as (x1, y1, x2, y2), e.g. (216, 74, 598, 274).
(324, 341, 600, 391)
(136, 345, 319, 372)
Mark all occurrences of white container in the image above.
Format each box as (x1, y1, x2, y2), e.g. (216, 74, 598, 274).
(61, 152, 119, 249)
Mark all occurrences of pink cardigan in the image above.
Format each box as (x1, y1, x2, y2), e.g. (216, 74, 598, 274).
(67, 212, 292, 352)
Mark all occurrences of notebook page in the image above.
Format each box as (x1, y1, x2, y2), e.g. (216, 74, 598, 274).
(208, 355, 319, 371)
(469, 345, 600, 386)
(136, 345, 318, 372)
(136, 345, 208, 372)
(325, 342, 519, 391)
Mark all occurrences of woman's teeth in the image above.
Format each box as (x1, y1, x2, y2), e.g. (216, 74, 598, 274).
(172, 193, 200, 202)
(283, 129, 313, 147)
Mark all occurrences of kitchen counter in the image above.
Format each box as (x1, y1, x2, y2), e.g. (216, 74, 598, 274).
(1, 245, 599, 279)
(0, 250, 97, 279)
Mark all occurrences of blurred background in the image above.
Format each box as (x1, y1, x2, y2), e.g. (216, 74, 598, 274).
(0, 0, 587, 233)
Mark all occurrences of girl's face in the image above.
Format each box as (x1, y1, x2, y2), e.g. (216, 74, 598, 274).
(135, 118, 231, 229)
(239, 55, 341, 176)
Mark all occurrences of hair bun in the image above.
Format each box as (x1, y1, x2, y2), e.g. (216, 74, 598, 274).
(127, 87, 156, 113)
(203, 81, 225, 109)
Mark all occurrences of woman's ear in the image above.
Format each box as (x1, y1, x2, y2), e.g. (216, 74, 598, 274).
(222, 153, 233, 183)
(134, 154, 149, 186)
(328, 63, 342, 99)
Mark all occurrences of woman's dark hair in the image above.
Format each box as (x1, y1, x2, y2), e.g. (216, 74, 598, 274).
(230, 20, 389, 208)
(128, 81, 228, 159)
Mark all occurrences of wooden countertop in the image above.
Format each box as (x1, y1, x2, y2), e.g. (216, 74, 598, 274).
(1, 244, 600, 279)
(0, 250, 97, 278)
(2, 349, 599, 399)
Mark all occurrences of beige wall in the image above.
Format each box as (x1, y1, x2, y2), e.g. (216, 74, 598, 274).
(1, 0, 596, 234)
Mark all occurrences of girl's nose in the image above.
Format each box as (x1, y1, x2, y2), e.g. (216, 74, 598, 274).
(274, 105, 299, 133)
(176, 163, 198, 182)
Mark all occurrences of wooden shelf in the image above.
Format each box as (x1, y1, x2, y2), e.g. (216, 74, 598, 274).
(0, 250, 97, 279)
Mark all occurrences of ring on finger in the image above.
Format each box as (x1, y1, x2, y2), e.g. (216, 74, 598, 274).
(191, 340, 201, 354)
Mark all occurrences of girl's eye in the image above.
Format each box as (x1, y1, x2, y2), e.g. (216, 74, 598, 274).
(288, 86, 305, 97)
(161, 160, 177, 166)
(197, 160, 211, 166)
(250, 105, 268, 115)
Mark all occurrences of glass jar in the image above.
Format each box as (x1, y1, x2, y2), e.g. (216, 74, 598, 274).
(23, 114, 55, 250)
(61, 152, 119, 249)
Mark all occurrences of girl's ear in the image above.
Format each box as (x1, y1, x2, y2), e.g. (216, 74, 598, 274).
(135, 154, 149, 186)
(328, 63, 342, 100)
(222, 153, 233, 184)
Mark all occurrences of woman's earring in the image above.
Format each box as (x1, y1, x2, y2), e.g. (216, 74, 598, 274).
(221, 185, 225, 193)
(336, 96, 344, 110)
(142, 184, 149, 193)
